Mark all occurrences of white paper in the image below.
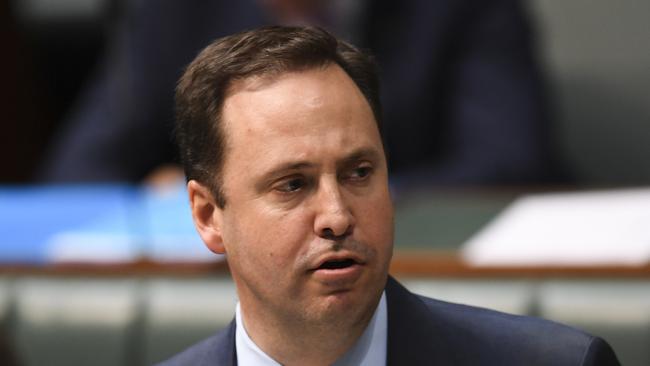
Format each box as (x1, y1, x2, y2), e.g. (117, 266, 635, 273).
(462, 188, 650, 266)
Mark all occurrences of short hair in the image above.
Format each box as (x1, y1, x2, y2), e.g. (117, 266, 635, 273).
(175, 25, 382, 208)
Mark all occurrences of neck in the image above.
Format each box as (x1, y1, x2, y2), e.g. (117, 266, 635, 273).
(239, 296, 380, 366)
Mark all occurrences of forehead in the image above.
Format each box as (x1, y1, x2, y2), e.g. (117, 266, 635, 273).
(224, 64, 367, 120)
(219, 65, 382, 166)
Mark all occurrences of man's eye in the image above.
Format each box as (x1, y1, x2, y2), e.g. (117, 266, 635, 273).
(275, 178, 305, 193)
(347, 165, 373, 181)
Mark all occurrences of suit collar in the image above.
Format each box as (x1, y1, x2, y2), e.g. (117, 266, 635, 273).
(208, 320, 237, 366)
(385, 276, 456, 365)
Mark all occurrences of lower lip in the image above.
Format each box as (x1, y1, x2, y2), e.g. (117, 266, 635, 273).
(311, 263, 364, 285)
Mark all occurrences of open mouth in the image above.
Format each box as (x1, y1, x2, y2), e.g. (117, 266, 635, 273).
(317, 258, 357, 270)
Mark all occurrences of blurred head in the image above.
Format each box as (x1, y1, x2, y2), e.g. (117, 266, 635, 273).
(175, 25, 383, 208)
(178, 26, 393, 343)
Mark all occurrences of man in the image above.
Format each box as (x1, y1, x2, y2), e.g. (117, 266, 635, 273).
(162, 26, 618, 365)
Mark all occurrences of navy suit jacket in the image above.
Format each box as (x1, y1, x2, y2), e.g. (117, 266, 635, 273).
(159, 277, 619, 365)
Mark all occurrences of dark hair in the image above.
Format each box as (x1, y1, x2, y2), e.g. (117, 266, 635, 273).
(175, 25, 382, 207)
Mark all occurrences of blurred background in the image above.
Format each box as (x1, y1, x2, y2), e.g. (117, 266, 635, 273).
(1, 0, 649, 365)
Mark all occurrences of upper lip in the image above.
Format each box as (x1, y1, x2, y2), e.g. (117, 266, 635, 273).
(310, 252, 365, 271)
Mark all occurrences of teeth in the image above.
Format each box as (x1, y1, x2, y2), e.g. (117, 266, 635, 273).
(320, 259, 355, 270)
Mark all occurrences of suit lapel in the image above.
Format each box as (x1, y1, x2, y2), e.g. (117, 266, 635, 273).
(385, 276, 456, 365)
(206, 319, 237, 366)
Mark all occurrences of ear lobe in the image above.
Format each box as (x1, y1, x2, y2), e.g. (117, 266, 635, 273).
(187, 180, 226, 254)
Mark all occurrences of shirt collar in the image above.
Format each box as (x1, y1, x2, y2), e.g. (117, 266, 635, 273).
(235, 292, 387, 366)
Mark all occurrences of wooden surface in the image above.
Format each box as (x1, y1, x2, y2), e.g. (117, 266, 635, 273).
(2, 252, 649, 278)
(390, 250, 650, 278)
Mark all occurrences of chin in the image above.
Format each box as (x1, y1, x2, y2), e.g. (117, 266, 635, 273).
(306, 296, 368, 326)
(319, 279, 382, 316)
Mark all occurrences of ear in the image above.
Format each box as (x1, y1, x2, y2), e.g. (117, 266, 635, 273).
(187, 180, 226, 254)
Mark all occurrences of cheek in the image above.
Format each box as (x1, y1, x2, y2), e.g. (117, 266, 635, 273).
(265, 207, 315, 257)
(224, 204, 314, 265)
(356, 192, 394, 247)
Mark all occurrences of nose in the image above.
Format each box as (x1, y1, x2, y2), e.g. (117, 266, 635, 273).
(313, 179, 354, 240)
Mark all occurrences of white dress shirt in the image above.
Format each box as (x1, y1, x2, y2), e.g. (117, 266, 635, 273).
(235, 292, 387, 366)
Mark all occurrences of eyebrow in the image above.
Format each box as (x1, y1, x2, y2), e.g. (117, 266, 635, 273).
(337, 147, 382, 169)
(254, 161, 315, 192)
(255, 147, 383, 191)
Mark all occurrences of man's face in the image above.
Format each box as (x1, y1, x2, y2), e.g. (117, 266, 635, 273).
(203, 64, 393, 326)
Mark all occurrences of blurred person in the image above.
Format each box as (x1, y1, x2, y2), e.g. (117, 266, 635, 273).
(38, 0, 562, 190)
(0, 331, 19, 366)
(159, 26, 618, 365)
